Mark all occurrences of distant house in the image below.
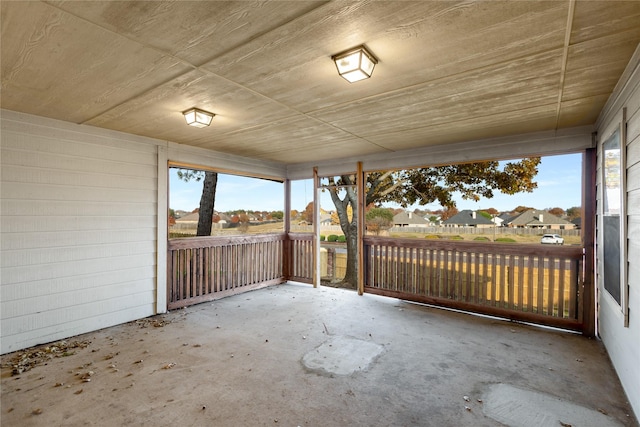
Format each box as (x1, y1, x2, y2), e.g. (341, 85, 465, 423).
(498, 212, 515, 224)
(443, 210, 494, 228)
(319, 213, 333, 225)
(173, 211, 230, 229)
(571, 217, 582, 229)
(505, 209, 575, 230)
(393, 210, 430, 227)
(174, 211, 200, 226)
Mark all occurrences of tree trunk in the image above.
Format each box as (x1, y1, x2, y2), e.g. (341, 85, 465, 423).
(342, 220, 358, 287)
(196, 171, 218, 236)
(328, 177, 358, 288)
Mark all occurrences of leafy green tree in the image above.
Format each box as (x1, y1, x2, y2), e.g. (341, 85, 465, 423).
(327, 158, 540, 286)
(478, 210, 492, 219)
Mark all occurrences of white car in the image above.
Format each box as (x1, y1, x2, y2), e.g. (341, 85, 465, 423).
(541, 234, 564, 245)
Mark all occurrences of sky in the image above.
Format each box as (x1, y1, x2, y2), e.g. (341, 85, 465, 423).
(169, 153, 582, 214)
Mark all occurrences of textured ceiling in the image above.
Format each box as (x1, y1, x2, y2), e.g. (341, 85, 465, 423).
(2, 1, 640, 165)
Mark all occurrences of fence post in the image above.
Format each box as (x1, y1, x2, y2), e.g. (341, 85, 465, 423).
(327, 247, 335, 279)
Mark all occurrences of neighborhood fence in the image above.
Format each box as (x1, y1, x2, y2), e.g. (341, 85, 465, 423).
(391, 226, 581, 236)
(299, 225, 581, 237)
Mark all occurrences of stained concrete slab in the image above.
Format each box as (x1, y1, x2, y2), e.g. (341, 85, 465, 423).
(1, 283, 637, 426)
(302, 335, 384, 376)
(484, 383, 624, 427)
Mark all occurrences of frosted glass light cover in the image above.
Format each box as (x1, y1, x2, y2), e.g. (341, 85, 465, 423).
(332, 46, 377, 83)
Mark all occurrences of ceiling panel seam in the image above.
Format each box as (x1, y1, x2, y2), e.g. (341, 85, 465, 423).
(554, 0, 576, 129)
(45, 0, 332, 126)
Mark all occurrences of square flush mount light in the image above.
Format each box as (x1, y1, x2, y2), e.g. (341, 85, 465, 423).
(182, 107, 214, 128)
(332, 45, 378, 83)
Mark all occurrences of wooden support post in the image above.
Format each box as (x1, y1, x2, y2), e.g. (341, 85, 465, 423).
(582, 147, 596, 337)
(327, 247, 335, 279)
(313, 167, 320, 288)
(357, 161, 365, 295)
(283, 179, 291, 281)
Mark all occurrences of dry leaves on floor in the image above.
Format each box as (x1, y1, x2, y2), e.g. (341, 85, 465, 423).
(1, 340, 91, 375)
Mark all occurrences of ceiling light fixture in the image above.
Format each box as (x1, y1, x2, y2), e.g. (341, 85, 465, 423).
(182, 107, 214, 128)
(332, 45, 378, 83)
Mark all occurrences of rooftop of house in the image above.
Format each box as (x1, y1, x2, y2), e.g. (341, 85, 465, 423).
(393, 210, 430, 225)
(443, 210, 494, 225)
(507, 209, 573, 226)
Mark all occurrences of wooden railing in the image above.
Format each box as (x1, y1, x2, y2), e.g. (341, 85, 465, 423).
(364, 236, 585, 331)
(168, 233, 586, 332)
(285, 233, 314, 284)
(167, 234, 285, 309)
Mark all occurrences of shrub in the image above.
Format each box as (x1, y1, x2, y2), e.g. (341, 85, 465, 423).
(327, 234, 339, 242)
(365, 207, 394, 235)
(473, 236, 490, 241)
(449, 235, 464, 240)
(169, 232, 195, 238)
(425, 234, 441, 239)
(320, 235, 326, 241)
(336, 235, 346, 243)
(495, 237, 516, 243)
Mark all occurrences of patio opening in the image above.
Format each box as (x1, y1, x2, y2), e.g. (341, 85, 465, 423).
(165, 153, 593, 334)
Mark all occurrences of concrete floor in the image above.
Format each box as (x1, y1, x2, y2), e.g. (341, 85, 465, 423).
(1, 283, 637, 427)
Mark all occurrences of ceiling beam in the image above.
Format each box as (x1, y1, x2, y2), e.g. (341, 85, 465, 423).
(286, 125, 593, 179)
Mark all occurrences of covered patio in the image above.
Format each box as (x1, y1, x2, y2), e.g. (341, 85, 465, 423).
(1, 283, 635, 426)
(2, 1, 640, 424)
